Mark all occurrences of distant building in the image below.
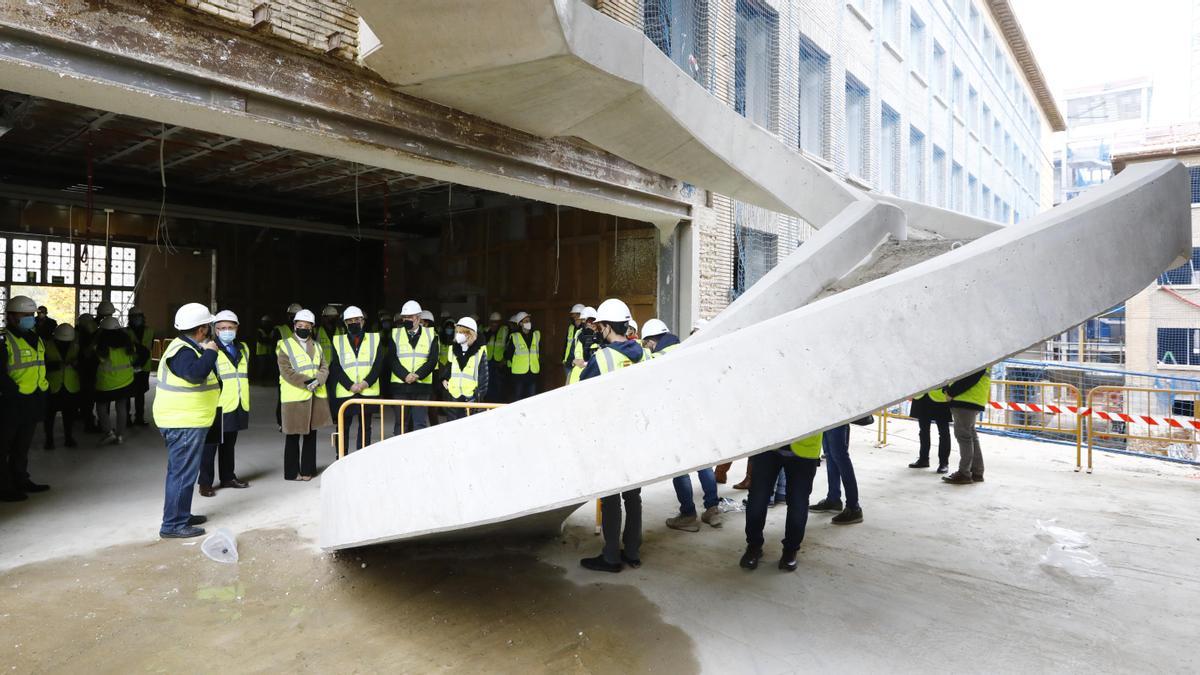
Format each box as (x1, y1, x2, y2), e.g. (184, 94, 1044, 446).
(1052, 77, 1153, 205)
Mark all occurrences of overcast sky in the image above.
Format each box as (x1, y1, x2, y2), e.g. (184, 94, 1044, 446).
(1010, 0, 1194, 124)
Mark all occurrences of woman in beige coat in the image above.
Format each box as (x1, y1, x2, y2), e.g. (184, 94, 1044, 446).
(276, 309, 332, 481)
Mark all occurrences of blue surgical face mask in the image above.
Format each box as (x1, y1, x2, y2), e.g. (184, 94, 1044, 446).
(217, 330, 237, 345)
(18, 316, 36, 331)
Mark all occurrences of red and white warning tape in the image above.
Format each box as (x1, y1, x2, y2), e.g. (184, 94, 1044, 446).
(986, 400, 1200, 429)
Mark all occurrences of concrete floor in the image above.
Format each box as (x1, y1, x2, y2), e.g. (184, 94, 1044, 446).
(3, 386, 1199, 672)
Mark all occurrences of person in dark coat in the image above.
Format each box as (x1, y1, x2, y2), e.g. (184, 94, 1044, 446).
(908, 392, 953, 473)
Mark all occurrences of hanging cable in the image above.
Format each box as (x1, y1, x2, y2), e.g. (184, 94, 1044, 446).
(154, 122, 178, 255)
(448, 184, 454, 245)
(350, 163, 363, 242)
(554, 205, 561, 296)
(81, 130, 94, 266)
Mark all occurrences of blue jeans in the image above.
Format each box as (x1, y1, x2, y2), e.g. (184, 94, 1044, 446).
(672, 468, 719, 515)
(745, 450, 819, 552)
(823, 424, 859, 509)
(160, 426, 207, 534)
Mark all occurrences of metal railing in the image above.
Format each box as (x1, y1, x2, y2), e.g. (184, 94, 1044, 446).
(1085, 386, 1200, 472)
(333, 398, 504, 459)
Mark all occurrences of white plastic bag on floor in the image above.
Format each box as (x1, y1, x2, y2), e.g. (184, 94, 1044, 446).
(201, 528, 239, 564)
(718, 497, 745, 513)
(1034, 519, 1109, 579)
(1035, 519, 1090, 548)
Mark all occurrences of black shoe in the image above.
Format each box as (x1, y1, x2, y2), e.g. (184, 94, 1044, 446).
(972, 473, 985, 483)
(219, 478, 250, 489)
(187, 515, 208, 526)
(160, 526, 206, 539)
(936, 465, 949, 474)
(739, 546, 763, 570)
(580, 555, 622, 573)
(942, 471, 974, 485)
(832, 507, 864, 525)
(809, 498, 843, 512)
(778, 549, 798, 572)
(0, 491, 28, 502)
(22, 481, 50, 493)
(908, 459, 930, 468)
(620, 551, 641, 569)
(136, 419, 150, 427)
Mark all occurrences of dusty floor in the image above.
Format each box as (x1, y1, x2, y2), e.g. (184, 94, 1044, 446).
(3, 386, 1200, 673)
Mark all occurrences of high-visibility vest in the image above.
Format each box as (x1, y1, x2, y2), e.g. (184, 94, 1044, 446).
(951, 371, 991, 408)
(439, 342, 450, 367)
(391, 327, 434, 385)
(3, 332, 49, 395)
(789, 434, 822, 459)
(488, 325, 510, 364)
(592, 343, 637, 376)
(216, 342, 251, 413)
(255, 329, 272, 357)
(275, 324, 293, 342)
(46, 340, 81, 394)
(153, 338, 220, 428)
(648, 343, 680, 359)
(562, 323, 578, 364)
(447, 346, 487, 399)
(278, 337, 326, 403)
(927, 388, 950, 403)
(96, 347, 135, 392)
(332, 332, 380, 398)
(127, 326, 155, 372)
(510, 330, 541, 375)
(567, 339, 587, 385)
(317, 325, 342, 364)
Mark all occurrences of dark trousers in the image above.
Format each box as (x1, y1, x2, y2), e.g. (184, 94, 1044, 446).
(486, 363, 506, 403)
(44, 391, 79, 447)
(199, 430, 238, 488)
(391, 392, 430, 435)
(744, 451, 819, 553)
(918, 416, 952, 466)
(337, 396, 377, 450)
(252, 354, 274, 384)
(510, 374, 538, 402)
(0, 402, 39, 494)
(131, 371, 150, 422)
(600, 489, 642, 565)
(284, 431, 317, 479)
(822, 424, 858, 510)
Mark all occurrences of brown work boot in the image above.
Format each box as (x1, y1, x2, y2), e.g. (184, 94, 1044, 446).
(665, 513, 700, 532)
(715, 463, 730, 484)
(942, 471, 974, 485)
(732, 476, 751, 490)
(701, 506, 723, 528)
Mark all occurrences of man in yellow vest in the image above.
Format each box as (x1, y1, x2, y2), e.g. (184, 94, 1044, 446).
(565, 306, 600, 385)
(640, 319, 681, 358)
(317, 305, 342, 364)
(330, 306, 383, 452)
(484, 312, 509, 403)
(126, 306, 154, 427)
(43, 323, 81, 450)
(561, 303, 584, 379)
(440, 317, 490, 421)
(505, 311, 541, 401)
(198, 310, 251, 498)
(741, 433, 824, 572)
(389, 300, 439, 435)
(579, 299, 646, 573)
(942, 368, 992, 485)
(1, 295, 51, 501)
(154, 302, 220, 538)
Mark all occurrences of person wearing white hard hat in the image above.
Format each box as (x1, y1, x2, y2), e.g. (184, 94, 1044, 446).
(125, 306, 154, 427)
(74, 313, 100, 432)
(316, 305, 343, 366)
(154, 302, 221, 538)
(277, 309, 331, 481)
(388, 300, 439, 435)
(483, 311, 509, 403)
(92, 316, 140, 446)
(439, 317, 490, 422)
(578, 298, 646, 574)
(95, 300, 116, 322)
(420, 310, 436, 329)
(328, 305, 384, 453)
(640, 319, 679, 358)
(43, 323, 81, 450)
(561, 303, 586, 379)
(626, 318, 640, 341)
(197, 310, 251, 498)
(271, 303, 303, 347)
(504, 311, 541, 401)
(1, 295, 51, 501)
(565, 306, 601, 385)
(253, 314, 276, 384)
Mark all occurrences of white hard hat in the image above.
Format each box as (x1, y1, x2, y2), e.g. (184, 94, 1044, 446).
(293, 309, 315, 324)
(401, 300, 422, 316)
(6, 295, 37, 314)
(96, 300, 116, 316)
(489, 312, 502, 322)
(456, 316, 478, 333)
(76, 314, 96, 332)
(174, 303, 214, 330)
(321, 305, 339, 318)
(99, 317, 121, 331)
(569, 303, 585, 315)
(513, 311, 530, 324)
(581, 306, 597, 321)
(420, 310, 435, 322)
(595, 298, 632, 323)
(627, 319, 639, 333)
(508, 313, 520, 323)
(53, 323, 76, 341)
(261, 314, 272, 322)
(343, 305, 364, 321)
(214, 310, 239, 324)
(286, 303, 302, 314)
(642, 318, 669, 338)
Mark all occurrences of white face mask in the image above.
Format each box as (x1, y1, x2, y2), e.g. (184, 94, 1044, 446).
(521, 322, 532, 331)
(454, 332, 468, 345)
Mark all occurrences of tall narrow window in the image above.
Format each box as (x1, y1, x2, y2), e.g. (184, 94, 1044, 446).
(644, 0, 709, 85)
(908, 126, 926, 201)
(981, 104, 992, 147)
(931, 146, 947, 207)
(735, 0, 777, 130)
(968, 174, 979, 215)
(881, 104, 901, 195)
(968, 86, 979, 129)
(909, 11, 926, 76)
(981, 185, 992, 219)
(969, 4, 981, 42)
(952, 67, 964, 113)
(932, 41, 947, 97)
(951, 162, 964, 211)
(881, 0, 899, 45)
(798, 37, 829, 157)
(845, 75, 869, 179)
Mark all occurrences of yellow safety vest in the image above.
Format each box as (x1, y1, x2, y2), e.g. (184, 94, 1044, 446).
(789, 434, 822, 459)
(275, 324, 293, 342)
(96, 347, 135, 392)
(593, 344, 637, 376)
(317, 325, 342, 364)
(562, 323, 578, 363)
(951, 372, 991, 408)
(488, 325, 510, 364)
(510, 330, 541, 375)
(127, 327, 155, 372)
(216, 342, 251, 413)
(153, 338, 220, 428)
(256, 329, 272, 357)
(648, 343, 680, 359)
(4, 332, 49, 395)
(391, 327, 434, 385)
(447, 346, 487, 399)
(332, 332, 380, 398)
(46, 341, 81, 394)
(439, 342, 450, 368)
(278, 337, 326, 403)
(567, 339, 587, 385)
(927, 388, 950, 403)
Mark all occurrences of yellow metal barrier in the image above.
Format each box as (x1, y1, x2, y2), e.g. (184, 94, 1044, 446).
(333, 398, 504, 459)
(1085, 386, 1200, 474)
